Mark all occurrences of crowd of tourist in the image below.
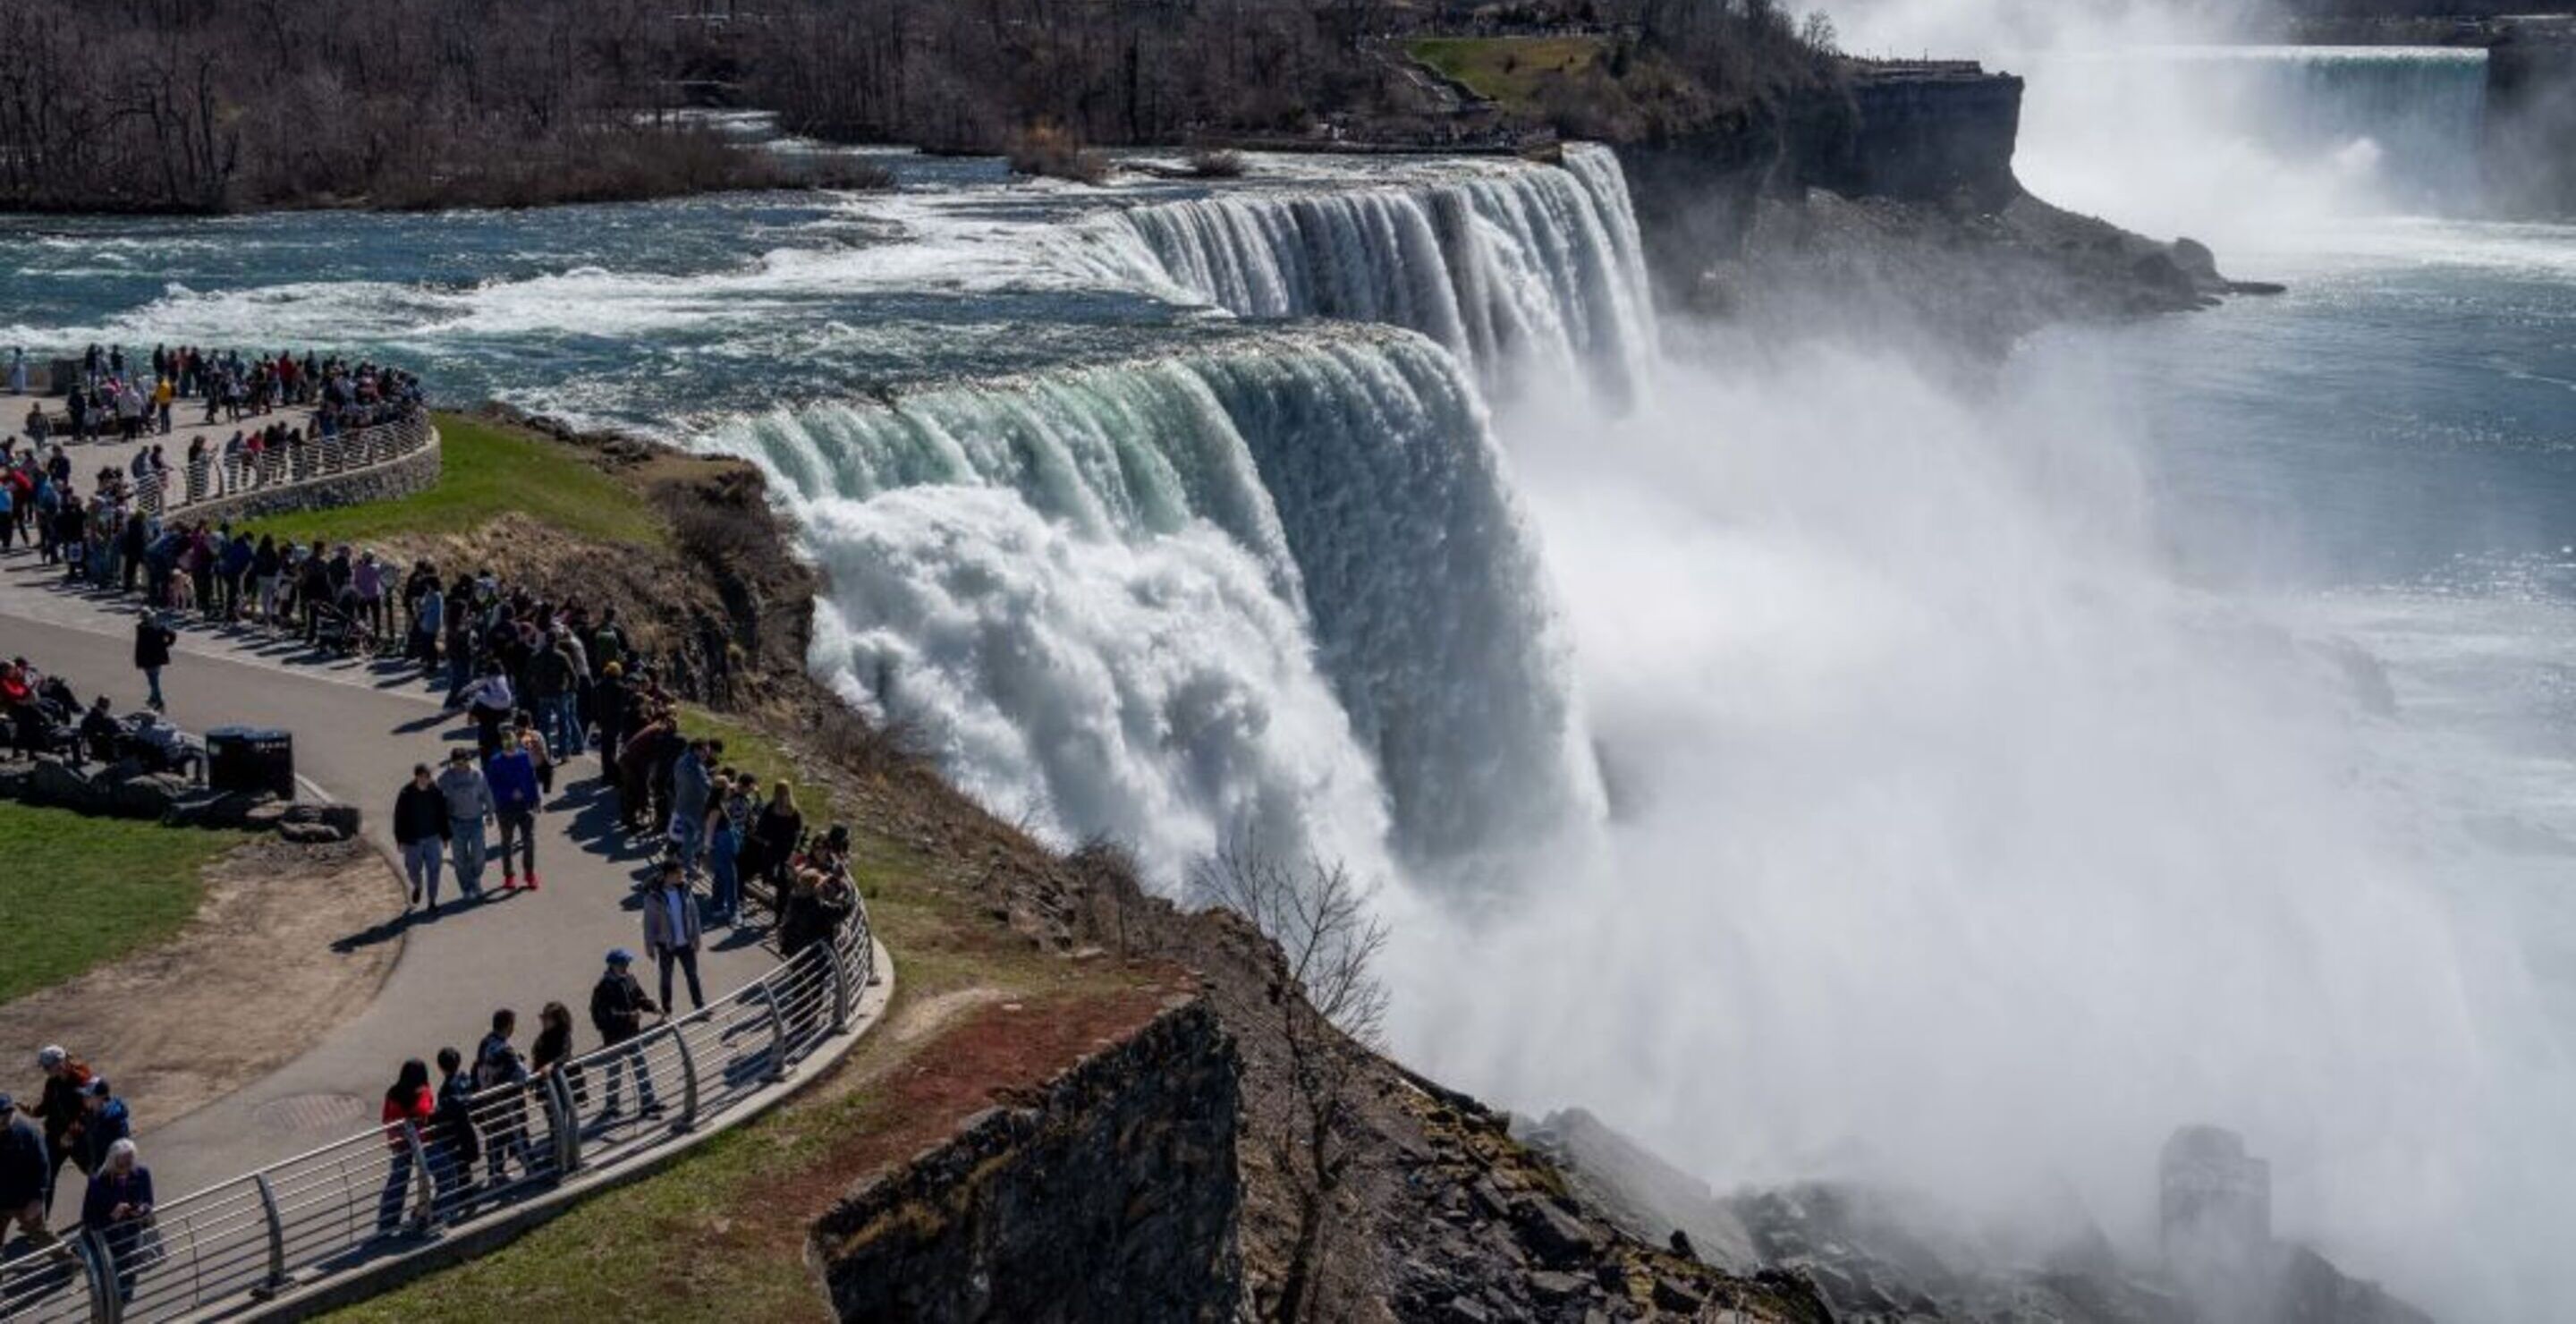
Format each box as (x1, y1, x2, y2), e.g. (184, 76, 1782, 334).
(1, 351, 424, 532)
(0, 1048, 149, 1303)
(0, 356, 878, 1294)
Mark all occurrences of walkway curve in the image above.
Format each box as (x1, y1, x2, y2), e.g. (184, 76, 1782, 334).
(0, 553, 784, 1201)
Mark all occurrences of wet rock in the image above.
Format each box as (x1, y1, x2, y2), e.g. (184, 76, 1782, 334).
(108, 772, 192, 820)
(1529, 1270, 1589, 1303)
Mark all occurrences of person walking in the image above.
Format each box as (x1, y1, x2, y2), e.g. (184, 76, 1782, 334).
(80, 1139, 155, 1304)
(589, 950, 661, 1122)
(394, 763, 450, 912)
(464, 662, 514, 760)
(428, 1048, 479, 1224)
(486, 731, 541, 892)
(131, 608, 174, 712)
(30, 1047, 93, 1216)
(375, 1060, 435, 1238)
(0, 1092, 66, 1260)
(642, 860, 706, 1013)
(435, 748, 495, 902)
(75, 1079, 130, 1180)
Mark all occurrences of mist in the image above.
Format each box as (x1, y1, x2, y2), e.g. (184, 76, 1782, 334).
(1377, 310, 2570, 1320)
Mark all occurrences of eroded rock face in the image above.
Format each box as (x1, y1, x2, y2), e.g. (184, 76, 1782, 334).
(809, 1002, 1242, 1324)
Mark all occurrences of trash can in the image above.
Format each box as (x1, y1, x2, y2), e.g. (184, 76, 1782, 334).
(206, 726, 295, 800)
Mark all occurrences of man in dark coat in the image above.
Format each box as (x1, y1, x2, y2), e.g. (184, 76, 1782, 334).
(589, 949, 662, 1119)
(0, 1092, 61, 1255)
(394, 763, 452, 911)
(131, 608, 175, 711)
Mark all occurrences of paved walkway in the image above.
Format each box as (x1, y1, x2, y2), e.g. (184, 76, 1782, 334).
(0, 547, 779, 1201)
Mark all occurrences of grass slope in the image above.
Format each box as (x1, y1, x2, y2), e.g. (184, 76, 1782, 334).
(1408, 35, 1606, 110)
(0, 802, 241, 1004)
(253, 412, 663, 548)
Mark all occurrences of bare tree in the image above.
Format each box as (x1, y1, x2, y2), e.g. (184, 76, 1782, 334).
(1190, 837, 1389, 1323)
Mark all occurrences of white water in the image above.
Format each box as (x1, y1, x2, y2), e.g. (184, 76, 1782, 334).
(708, 328, 1602, 881)
(631, 98, 2571, 1319)
(1063, 143, 1657, 400)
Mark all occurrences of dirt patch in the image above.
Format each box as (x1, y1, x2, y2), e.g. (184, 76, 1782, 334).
(0, 836, 402, 1126)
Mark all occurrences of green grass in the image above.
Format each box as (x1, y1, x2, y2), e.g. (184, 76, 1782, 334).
(1407, 36, 1606, 110)
(0, 802, 242, 1004)
(250, 412, 663, 548)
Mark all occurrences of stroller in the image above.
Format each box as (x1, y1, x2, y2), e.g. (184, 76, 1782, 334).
(311, 601, 379, 658)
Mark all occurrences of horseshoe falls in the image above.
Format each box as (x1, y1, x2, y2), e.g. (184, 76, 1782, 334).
(709, 328, 1602, 882)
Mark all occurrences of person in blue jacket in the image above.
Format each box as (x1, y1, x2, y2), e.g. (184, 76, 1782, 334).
(485, 732, 542, 892)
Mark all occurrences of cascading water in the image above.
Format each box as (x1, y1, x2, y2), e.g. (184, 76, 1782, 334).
(706, 327, 1603, 882)
(1061, 144, 1658, 400)
(2021, 47, 2492, 230)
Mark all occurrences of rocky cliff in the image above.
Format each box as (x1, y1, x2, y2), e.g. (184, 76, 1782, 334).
(1614, 61, 2272, 352)
(808, 1001, 1246, 1323)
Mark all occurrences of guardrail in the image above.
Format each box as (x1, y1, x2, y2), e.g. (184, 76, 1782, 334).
(133, 413, 436, 519)
(0, 901, 875, 1324)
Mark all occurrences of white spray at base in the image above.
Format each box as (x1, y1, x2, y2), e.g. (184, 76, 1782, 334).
(1383, 324, 2575, 1324)
(705, 328, 1601, 882)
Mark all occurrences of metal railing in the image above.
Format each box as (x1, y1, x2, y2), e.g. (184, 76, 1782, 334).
(0, 901, 873, 1323)
(135, 413, 436, 519)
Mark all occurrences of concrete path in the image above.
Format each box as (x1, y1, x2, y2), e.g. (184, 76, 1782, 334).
(0, 547, 779, 1201)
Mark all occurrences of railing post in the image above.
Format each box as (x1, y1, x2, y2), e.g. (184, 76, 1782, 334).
(825, 942, 852, 1036)
(665, 1021, 699, 1133)
(758, 976, 790, 1082)
(76, 1226, 120, 1324)
(543, 1071, 582, 1176)
(252, 1173, 289, 1298)
(404, 1121, 436, 1236)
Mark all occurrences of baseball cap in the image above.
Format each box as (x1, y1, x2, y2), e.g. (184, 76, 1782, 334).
(606, 948, 633, 965)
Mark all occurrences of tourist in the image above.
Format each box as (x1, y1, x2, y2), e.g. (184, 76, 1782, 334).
(251, 534, 283, 625)
(75, 1077, 130, 1178)
(749, 780, 805, 904)
(352, 551, 386, 638)
(464, 661, 514, 760)
(80, 1139, 155, 1303)
(589, 949, 661, 1121)
(428, 1047, 479, 1223)
(411, 572, 445, 674)
(779, 862, 856, 963)
(435, 747, 495, 901)
(5, 347, 22, 395)
(706, 771, 753, 927)
(530, 1003, 579, 1111)
(614, 709, 673, 836)
(30, 1047, 92, 1215)
(0, 1092, 66, 1260)
(486, 726, 541, 892)
(375, 1059, 435, 1238)
(472, 1011, 538, 1186)
(394, 762, 451, 911)
(514, 710, 555, 797)
(668, 736, 714, 870)
(642, 860, 706, 1013)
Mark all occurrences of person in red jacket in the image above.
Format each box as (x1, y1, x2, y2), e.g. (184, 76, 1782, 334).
(375, 1059, 435, 1238)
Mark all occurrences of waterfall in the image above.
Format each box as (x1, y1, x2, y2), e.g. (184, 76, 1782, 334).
(707, 327, 1603, 882)
(1071, 145, 1658, 401)
(2016, 46, 2493, 229)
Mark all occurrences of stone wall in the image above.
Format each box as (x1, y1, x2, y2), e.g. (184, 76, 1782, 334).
(808, 1001, 1241, 1324)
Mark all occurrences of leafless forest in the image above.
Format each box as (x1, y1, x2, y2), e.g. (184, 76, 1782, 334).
(0, 0, 1827, 212)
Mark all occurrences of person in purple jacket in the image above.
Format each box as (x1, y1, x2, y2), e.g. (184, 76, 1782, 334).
(485, 732, 542, 892)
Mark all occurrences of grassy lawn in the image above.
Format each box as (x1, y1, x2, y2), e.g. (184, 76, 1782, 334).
(251, 412, 664, 549)
(0, 802, 241, 1005)
(332, 712, 1156, 1322)
(1408, 35, 1606, 109)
